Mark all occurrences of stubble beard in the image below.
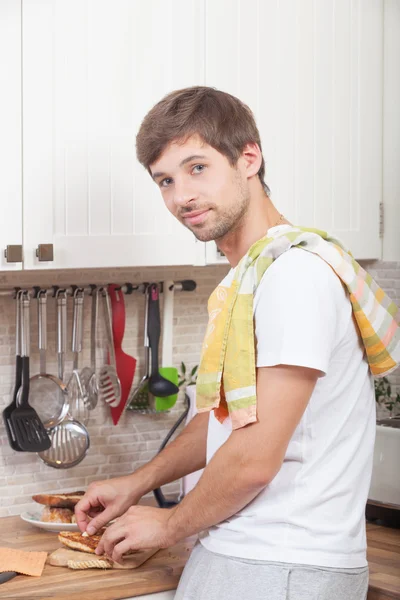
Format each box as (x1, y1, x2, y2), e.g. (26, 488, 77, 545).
(187, 173, 251, 243)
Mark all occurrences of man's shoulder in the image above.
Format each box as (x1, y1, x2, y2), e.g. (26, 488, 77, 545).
(260, 247, 343, 290)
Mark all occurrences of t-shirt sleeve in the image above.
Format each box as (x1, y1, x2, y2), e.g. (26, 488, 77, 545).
(254, 248, 345, 374)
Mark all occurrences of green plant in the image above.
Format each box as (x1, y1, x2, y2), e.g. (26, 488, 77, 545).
(374, 376, 400, 416)
(178, 362, 198, 388)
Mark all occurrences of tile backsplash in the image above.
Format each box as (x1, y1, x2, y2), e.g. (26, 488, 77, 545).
(0, 260, 398, 516)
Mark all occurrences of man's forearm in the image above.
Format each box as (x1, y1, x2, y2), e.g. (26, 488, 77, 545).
(132, 412, 209, 496)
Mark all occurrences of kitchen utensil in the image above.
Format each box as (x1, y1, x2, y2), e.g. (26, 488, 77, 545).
(38, 415, 90, 468)
(29, 290, 69, 428)
(127, 285, 151, 411)
(80, 288, 99, 410)
(38, 292, 90, 469)
(98, 288, 121, 408)
(11, 292, 51, 452)
(147, 283, 179, 398)
(155, 280, 179, 411)
(0, 572, 17, 584)
(66, 289, 89, 425)
(153, 393, 190, 509)
(30, 291, 69, 429)
(38, 290, 47, 375)
(107, 284, 136, 425)
(2, 291, 24, 451)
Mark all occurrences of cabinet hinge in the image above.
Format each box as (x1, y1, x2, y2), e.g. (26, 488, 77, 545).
(379, 203, 384, 238)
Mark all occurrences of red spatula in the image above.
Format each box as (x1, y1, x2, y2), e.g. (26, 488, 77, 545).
(108, 285, 137, 425)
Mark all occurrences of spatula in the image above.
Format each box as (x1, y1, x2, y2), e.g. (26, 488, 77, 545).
(2, 291, 24, 451)
(11, 292, 51, 452)
(98, 288, 121, 408)
(107, 284, 137, 425)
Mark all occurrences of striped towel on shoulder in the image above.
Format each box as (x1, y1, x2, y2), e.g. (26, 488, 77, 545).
(195, 226, 400, 429)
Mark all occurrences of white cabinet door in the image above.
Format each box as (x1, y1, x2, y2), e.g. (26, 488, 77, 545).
(382, 0, 400, 261)
(22, 0, 204, 269)
(0, 0, 23, 271)
(205, 0, 383, 261)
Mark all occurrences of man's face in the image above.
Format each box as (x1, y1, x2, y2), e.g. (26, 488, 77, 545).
(150, 135, 250, 242)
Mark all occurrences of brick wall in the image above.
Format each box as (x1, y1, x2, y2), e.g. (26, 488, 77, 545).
(0, 260, 398, 516)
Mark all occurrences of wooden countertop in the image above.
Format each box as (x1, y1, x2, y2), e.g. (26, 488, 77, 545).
(0, 516, 398, 599)
(367, 523, 400, 600)
(0, 515, 196, 599)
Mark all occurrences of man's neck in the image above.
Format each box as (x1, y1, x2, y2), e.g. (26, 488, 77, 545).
(217, 193, 289, 267)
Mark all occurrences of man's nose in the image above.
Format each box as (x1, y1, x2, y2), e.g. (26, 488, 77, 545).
(173, 179, 196, 207)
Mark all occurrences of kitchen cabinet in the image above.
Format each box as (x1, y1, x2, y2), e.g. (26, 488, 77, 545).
(204, 0, 384, 263)
(2, 0, 397, 270)
(21, 0, 205, 269)
(0, 1, 23, 271)
(382, 0, 400, 261)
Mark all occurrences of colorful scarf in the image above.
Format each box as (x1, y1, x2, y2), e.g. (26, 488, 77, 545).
(196, 226, 400, 429)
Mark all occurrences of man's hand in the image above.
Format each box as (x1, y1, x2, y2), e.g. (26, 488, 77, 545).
(95, 505, 175, 563)
(75, 475, 143, 535)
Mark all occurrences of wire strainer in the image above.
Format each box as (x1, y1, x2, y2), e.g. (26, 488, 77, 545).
(29, 290, 69, 429)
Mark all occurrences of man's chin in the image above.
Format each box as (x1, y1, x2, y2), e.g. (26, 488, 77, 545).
(180, 221, 215, 242)
(190, 228, 218, 243)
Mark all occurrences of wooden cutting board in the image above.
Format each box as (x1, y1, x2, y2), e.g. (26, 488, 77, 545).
(48, 547, 159, 569)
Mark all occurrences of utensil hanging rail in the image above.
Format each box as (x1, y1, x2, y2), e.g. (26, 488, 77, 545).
(0, 279, 196, 298)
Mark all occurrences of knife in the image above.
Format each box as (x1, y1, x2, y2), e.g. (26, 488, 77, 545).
(0, 572, 17, 584)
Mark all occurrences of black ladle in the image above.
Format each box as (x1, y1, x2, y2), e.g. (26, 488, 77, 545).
(147, 283, 179, 398)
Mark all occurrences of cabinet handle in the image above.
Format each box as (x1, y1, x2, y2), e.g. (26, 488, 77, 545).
(4, 245, 23, 263)
(36, 244, 54, 262)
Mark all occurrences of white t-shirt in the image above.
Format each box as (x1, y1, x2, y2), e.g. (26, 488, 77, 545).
(200, 243, 376, 568)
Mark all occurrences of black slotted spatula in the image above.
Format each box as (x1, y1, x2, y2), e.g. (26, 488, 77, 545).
(11, 292, 51, 452)
(2, 291, 24, 451)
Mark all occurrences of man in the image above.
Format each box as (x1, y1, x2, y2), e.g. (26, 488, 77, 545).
(76, 87, 389, 599)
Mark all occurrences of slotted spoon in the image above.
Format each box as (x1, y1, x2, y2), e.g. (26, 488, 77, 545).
(38, 291, 90, 469)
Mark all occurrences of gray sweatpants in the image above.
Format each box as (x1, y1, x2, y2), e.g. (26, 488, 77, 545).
(175, 542, 369, 600)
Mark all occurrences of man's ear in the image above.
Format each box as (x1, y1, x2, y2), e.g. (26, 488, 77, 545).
(240, 143, 263, 179)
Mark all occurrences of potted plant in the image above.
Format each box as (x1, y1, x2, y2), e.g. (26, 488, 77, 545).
(374, 376, 400, 418)
(178, 362, 198, 390)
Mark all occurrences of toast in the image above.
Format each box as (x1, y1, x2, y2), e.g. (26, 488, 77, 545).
(32, 491, 85, 508)
(41, 506, 74, 523)
(48, 548, 112, 569)
(48, 546, 159, 570)
(58, 530, 106, 554)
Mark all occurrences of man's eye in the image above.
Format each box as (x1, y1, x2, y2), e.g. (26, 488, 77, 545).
(160, 178, 173, 188)
(192, 164, 206, 174)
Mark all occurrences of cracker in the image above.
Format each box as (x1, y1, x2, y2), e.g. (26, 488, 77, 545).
(0, 547, 47, 577)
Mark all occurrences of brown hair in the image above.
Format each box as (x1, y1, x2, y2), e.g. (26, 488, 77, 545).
(136, 86, 270, 195)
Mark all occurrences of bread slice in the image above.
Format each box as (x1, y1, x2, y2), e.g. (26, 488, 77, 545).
(68, 558, 112, 570)
(41, 506, 73, 523)
(48, 547, 111, 567)
(32, 491, 85, 508)
(58, 530, 106, 554)
(48, 546, 159, 570)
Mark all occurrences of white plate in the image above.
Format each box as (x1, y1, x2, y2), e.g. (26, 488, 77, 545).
(20, 506, 79, 532)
